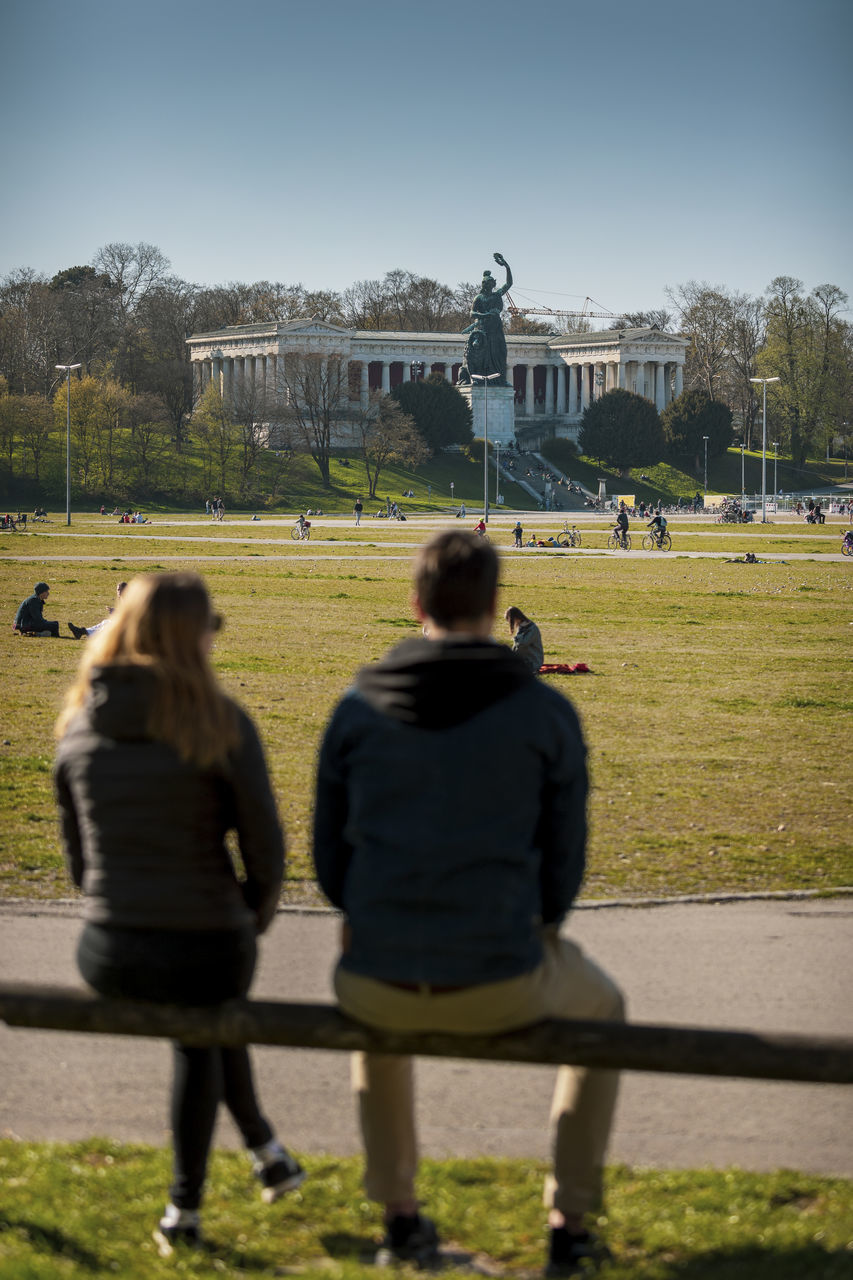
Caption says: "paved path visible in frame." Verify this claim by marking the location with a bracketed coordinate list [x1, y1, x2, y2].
[1, 898, 851, 1176]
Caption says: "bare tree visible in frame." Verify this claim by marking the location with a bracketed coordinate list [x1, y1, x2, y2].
[665, 281, 733, 397]
[276, 352, 349, 488]
[353, 394, 428, 498]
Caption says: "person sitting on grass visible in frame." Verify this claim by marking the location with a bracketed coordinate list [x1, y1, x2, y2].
[506, 604, 544, 675]
[14, 582, 61, 637]
[69, 581, 128, 640]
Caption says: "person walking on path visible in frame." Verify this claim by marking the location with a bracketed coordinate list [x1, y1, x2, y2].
[14, 582, 61, 637]
[354, 498, 363, 527]
[313, 530, 624, 1276]
[54, 572, 304, 1256]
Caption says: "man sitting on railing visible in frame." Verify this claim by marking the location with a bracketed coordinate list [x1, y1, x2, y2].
[313, 530, 624, 1277]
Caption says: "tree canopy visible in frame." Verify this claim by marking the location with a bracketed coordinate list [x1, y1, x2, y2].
[390, 374, 473, 453]
[578, 389, 664, 472]
[662, 390, 733, 464]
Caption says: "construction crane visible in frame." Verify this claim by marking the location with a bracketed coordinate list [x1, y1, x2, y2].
[504, 294, 617, 326]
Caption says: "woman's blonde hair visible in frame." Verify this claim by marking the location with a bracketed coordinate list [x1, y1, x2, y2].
[56, 572, 239, 768]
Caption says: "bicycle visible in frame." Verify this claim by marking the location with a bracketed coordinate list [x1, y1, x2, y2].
[842, 533, 853, 557]
[557, 521, 582, 548]
[606, 530, 631, 551]
[642, 530, 672, 551]
[290, 520, 311, 541]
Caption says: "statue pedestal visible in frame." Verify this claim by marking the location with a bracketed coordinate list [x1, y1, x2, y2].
[458, 383, 516, 445]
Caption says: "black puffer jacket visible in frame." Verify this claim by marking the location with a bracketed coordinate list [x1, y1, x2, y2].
[54, 664, 284, 934]
[313, 636, 587, 986]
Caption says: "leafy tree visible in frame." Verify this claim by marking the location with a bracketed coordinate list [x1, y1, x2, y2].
[192, 382, 238, 497]
[354, 395, 428, 498]
[662, 390, 733, 469]
[390, 374, 472, 453]
[52, 374, 106, 489]
[760, 277, 849, 467]
[578, 389, 664, 474]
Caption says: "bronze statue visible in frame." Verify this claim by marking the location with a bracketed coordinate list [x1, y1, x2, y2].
[459, 252, 513, 386]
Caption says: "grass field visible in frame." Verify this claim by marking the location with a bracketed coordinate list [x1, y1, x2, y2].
[1, 511, 851, 902]
[0, 1141, 850, 1278]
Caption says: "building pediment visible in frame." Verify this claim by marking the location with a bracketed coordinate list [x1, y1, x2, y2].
[279, 316, 353, 337]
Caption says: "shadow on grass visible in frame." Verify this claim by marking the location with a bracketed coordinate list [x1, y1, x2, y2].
[0, 1214, 102, 1269]
[633, 1243, 849, 1280]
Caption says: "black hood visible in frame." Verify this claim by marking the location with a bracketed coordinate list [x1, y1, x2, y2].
[355, 636, 532, 730]
[84, 664, 158, 740]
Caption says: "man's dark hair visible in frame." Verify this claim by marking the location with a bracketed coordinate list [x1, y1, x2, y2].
[413, 530, 499, 626]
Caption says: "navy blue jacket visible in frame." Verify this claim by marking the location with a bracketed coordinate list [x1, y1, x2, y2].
[313, 636, 587, 987]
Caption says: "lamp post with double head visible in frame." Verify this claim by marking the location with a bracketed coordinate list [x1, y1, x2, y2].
[750, 377, 780, 522]
[470, 372, 500, 522]
[55, 363, 82, 526]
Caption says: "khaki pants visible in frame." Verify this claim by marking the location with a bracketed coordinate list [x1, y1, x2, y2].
[335, 931, 625, 1218]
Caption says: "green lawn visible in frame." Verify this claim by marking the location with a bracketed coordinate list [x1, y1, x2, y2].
[0, 1141, 850, 1278]
[1, 514, 851, 901]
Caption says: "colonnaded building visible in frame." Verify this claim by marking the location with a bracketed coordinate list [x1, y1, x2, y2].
[187, 318, 689, 447]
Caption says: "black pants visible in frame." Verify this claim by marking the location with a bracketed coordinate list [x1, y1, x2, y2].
[78, 922, 274, 1210]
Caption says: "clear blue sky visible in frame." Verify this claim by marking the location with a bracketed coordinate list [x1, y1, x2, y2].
[3, 0, 851, 318]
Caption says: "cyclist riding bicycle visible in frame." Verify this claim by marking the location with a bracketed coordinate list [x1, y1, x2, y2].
[647, 512, 668, 546]
[474, 518, 487, 537]
[613, 509, 629, 548]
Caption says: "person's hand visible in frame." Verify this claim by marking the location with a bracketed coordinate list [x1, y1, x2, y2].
[493, 252, 506, 267]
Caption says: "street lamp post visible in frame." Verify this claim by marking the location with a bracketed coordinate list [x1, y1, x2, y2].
[772, 442, 779, 502]
[749, 376, 780, 522]
[55, 363, 82, 526]
[495, 440, 501, 506]
[470, 372, 499, 522]
[702, 436, 709, 496]
[739, 442, 745, 504]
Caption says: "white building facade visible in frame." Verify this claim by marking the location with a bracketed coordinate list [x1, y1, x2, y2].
[187, 319, 688, 447]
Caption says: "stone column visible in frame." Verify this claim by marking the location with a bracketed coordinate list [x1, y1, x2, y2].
[381, 361, 391, 393]
[211, 357, 221, 396]
[525, 365, 535, 416]
[635, 361, 646, 398]
[265, 354, 276, 404]
[568, 363, 577, 415]
[655, 363, 666, 412]
[556, 365, 567, 414]
[580, 364, 590, 411]
[544, 366, 555, 414]
[224, 358, 234, 402]
[360, 361, 370, 408]
[402, 362, 411, 382]
[618, 363, 627, 389]
[445, 363, 454, 382]
[675, 364, 684, 398]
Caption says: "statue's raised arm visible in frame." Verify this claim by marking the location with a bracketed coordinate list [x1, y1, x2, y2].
[493, 251, 513, 294]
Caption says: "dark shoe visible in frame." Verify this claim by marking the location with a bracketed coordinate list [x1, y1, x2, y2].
[152, 1205, 202, 1258]
[376, 1212, 440, 1268]
[68, 622, 87, 640]
[251, 1143, 305, 1204]
[545, 1227, 612, 1277]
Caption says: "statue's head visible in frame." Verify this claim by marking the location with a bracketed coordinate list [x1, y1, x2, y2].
[481, 271, 495, 291]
